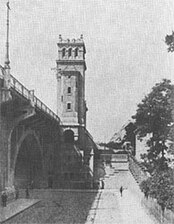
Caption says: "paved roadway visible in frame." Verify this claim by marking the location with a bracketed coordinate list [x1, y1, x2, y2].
[4, 165, 158, 224]
[86, 165, 158, 224]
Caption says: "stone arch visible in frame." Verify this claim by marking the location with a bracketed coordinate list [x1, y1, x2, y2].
[68, 48, 72, 58]
[64, 129, 74, 143]
[11, 129, 44, 188]
[74, 47, 78, 57]
[62, 48, 66, 57]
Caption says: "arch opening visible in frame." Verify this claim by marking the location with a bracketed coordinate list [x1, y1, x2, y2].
[68, 48, 72, 58]
[14, 134, 43, 189]
[74, 48, 78, 57]
[62, 48, 66, 58]
[64, 130, 74, 143]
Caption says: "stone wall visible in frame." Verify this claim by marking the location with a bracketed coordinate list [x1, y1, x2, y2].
[129, 155, 149, 184]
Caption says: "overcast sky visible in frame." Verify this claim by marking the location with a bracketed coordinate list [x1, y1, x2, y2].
[0, 0, 174, 142]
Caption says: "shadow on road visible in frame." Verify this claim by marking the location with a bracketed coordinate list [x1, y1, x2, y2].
[4, 189, 99, 224]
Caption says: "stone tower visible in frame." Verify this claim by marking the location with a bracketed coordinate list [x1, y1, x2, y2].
[56, 35, 87, 142]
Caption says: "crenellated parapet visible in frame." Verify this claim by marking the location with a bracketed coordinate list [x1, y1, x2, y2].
[57, 34, 86, 61]
[58, 34, 84, 44]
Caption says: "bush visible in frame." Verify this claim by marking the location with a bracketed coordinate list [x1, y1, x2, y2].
[140, 168, 174, 212]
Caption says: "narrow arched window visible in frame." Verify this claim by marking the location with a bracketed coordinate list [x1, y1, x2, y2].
[67, 103, 71, 110]
[75, 48, 78, 57]
[68, 48, 72, 57]
[67, 87, 71, 94]
[62, 48, 66, 57]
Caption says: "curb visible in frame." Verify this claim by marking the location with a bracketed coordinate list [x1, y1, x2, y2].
[0, 200, 40, 223]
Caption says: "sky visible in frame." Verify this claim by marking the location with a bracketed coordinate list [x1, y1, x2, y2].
[0, 0, 174, 142]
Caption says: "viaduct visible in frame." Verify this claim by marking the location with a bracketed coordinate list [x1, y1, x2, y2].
[0, 35, 99, 194]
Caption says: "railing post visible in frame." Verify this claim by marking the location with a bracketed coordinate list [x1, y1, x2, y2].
[29, 90, 35, 107]
[13, 78, 16, 88]
[21, 85, 24, 95]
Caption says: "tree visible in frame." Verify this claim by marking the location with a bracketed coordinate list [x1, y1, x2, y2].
[165, 31, 174, 155]
[123, 122, 136, 155]
[140, 169, 174, 214]
[165, 31, 174, 52]
[138, 35, 174, 216]
[132, 79, 173, 173]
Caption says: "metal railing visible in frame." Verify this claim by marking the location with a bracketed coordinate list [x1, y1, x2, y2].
[85, 128, 93, 141]
[10, 74, 60, 122]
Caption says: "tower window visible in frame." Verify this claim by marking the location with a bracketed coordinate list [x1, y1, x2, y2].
[68, 48, 72, 57]
[75, 48, 78, 57]
[67, 103, 71, 110]
[61, 96, 63, 102]
[67, 87, 71, 94]
[62, 48, 66, 57]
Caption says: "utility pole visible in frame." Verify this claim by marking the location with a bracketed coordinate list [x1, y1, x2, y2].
[4, 1, 11, 90]
[3, 2, 11, 190]
[4, 1, 10, 69]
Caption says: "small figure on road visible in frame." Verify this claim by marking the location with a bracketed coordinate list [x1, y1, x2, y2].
[15, 188, 19, 200]
[144, 191, 148, 199]
[25, 187, 29, 199]
[120, 186, 123, 197]
[1, 191, 7, 207]
[97, 181, 100, 189]
[101, 180, 105, 189]
[30, 180, 34, 189]
[144, 186, 149, 199]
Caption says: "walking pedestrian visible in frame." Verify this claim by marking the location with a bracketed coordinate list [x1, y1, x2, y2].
[15, 188, 19, 200]
[101, 180, 105, 189]
[1, 191, 7, 207]
[97, 181, 100, 189]
[25, 187, 29, 199]
[120, 186, 123, 197]
[30, 180, 34, 189]
[144, 191, 148, 199]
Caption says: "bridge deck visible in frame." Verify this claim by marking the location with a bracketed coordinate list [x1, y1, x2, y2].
[10, 74, 60, 123]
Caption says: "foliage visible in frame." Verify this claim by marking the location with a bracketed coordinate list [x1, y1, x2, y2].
[140, 169, 174, 212]
[123, 122, 136, 155]
[132, 79, 173, 172]
[165, 31, 174, 52]
[165, 32, 174, 155]
[140, 178, 150, 194]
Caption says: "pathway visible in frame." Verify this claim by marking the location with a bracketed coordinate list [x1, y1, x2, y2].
[85, 166, 158, 224]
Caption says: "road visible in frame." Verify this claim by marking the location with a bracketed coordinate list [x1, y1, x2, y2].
[86, 165, 158, 224]
[4, 165, 158, 224]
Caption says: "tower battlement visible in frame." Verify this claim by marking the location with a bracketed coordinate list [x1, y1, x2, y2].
[57, 35, 86, 61]
[58, 34, 84, 44]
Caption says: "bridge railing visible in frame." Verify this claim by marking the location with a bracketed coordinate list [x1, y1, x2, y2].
[10, 75, 60, 122]
[10, 75, 30, 99]
[85, 129, 93, 141]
